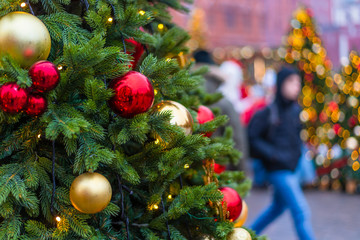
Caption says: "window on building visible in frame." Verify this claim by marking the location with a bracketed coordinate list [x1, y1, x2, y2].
[224, 5, 236, 29]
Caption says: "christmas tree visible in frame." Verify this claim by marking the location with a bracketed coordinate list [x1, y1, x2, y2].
[335, 51, 360, 190]
[282, 7, 345, 178]
[0, 0, 261, 239]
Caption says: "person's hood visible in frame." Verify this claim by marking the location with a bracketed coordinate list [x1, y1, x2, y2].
[275, 67, 299, 107]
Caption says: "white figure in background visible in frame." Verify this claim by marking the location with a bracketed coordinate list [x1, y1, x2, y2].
[219, 60, 247, 113]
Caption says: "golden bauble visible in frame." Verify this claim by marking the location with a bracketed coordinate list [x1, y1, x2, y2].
[234, 200, 248, 228]
[227, 228, 252, 240]
[173, 53, 187, 68]
[0, 11, 51, 68]
[166, 53, 187, 68]
[152, 100, 193, 135]
[70, 172, 112, 214]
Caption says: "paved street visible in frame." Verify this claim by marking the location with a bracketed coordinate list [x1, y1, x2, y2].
[245, 188, 360, 240]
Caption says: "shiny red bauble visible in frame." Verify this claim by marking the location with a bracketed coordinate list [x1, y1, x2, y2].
[0, 83, 28, 114]
[108, 71, 154, 118]
[29, 61, 60, 92]
[219, 187, 243, 221]
[125, 38, 145, 69]
[214, 163, 226, 174]
[24, 94, 48, 116]
[196, 105, 215, 137]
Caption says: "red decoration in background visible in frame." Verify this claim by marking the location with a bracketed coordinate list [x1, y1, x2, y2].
[316, 157, 347, 176]
[214, 163, 226, 174]
[328, 101, 338, 112]
[306, 8, 314, 17]
[0, 83, 28, 114]
[229, 58, 243, 68]
[197, 105, 215, 137]
[349, 115, 357, 128]
[241, 98, 267, 126]
[304, 73, 314, 82]
[125, 38, 145, 69]
[319, 111, 328, 123]
[302, 27, 311, 37]
[108, 71, 154, 118]
[333, 124, 341, 135]
[24, 94, 48, 116]
[298, 60, 305, 70]
[219, 187, 243, 221]
[29, 61, 60, 92]
[239, 85, 249, 99]
[324, 59, 332, 69]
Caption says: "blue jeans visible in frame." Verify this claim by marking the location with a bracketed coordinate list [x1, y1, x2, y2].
[252, 145, 316, 187]
[250, 170, 316, 240]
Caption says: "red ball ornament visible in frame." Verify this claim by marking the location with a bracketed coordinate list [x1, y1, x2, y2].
[24, 94, 47, 116]
[29, 61, 60, 92]
[214, 163, 226, 174]
[125, 38, 145, 69]
[197, 105, 215, 137]
[219, 187, 242, 221]
[108, 71, 154, 118]
[0, 83, 28, 114]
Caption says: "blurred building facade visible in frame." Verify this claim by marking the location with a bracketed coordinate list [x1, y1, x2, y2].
[171, 0, 360, 68]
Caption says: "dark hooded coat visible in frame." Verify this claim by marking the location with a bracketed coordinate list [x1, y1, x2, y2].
[248, 67, 302, 171]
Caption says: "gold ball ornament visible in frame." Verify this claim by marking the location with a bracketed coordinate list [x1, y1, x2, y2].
[166, 53, 187, 68]
[0, 11, 51, 68]
[175, 53, 187, 68]
[70, 172, 112, 214]
[152, 100, 194, 135]
[234, 200, 248, 228]
[227, 228, 252, 240]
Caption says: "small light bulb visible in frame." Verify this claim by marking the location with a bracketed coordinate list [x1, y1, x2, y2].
[168, 194, 172, 199]
[184, 164, 189, 169]
[158, 24, 164, 30]
[154, 89, 158, 95]
[155, 139, 160, 144]
[166, 58, 171, 62]
[20, 2, 26, 8]
[37, 134, 41, 139]
[108, 17, 113, 23]
[138, 10, 145, 16]
[57, 65, 63, 70]
[153, 204, 159, 210]
[55, 216, 61, 222]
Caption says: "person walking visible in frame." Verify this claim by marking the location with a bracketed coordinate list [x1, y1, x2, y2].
[248, 66, 316, 240]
